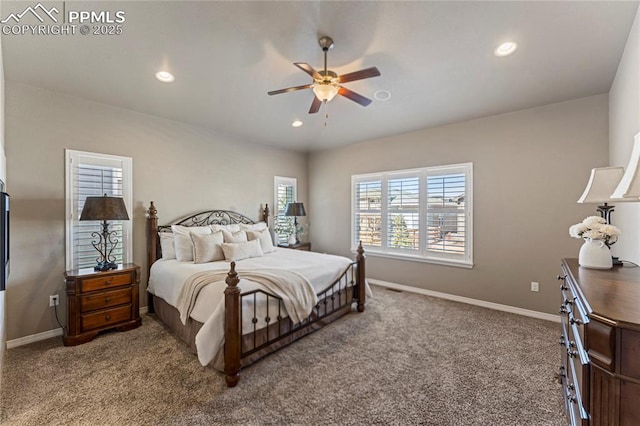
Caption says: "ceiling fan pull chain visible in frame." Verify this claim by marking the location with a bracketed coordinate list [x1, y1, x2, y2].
[324, 103, 329, 127]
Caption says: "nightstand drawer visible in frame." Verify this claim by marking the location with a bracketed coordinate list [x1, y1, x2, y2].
[80, 288, 132, 313]
[81, 305, 132, 332]
[81, 273, 131, 292]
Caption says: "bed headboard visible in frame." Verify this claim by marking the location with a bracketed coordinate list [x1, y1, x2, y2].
[146, 201, 270, 272]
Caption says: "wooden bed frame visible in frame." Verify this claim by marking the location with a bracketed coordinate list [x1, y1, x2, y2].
[145, 201, 366, 387]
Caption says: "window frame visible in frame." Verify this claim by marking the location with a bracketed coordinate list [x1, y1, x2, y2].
[273, 176, 297, 245]
[351, 163, 473, 268]
[65, 149, 133, 271]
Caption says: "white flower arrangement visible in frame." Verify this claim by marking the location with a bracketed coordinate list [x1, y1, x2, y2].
[569, 216, 621, 246]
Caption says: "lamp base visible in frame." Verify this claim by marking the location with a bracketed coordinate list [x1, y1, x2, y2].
[94, 261, 118, 272]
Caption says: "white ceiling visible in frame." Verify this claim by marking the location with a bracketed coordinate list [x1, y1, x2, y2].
[2, 1, 638, 151]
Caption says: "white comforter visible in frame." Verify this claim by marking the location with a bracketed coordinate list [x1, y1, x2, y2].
[148, 248, 360, 366]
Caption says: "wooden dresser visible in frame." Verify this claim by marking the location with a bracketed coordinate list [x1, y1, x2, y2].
[63, 263, 141, 346]
[558, 259, 640, 426]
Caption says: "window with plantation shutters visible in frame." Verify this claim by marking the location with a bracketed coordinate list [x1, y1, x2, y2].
[274, 176, 297, 244]
[352, 163, 472, 268]
[65, 150, 133, 270]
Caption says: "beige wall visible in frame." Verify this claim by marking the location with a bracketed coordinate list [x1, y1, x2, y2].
[609, 7, 640, 264]
[4, 81, 308, 341]
[309, 95, 609, 315]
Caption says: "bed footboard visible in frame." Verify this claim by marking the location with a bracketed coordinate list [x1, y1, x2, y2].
[223, 242, 366, 387]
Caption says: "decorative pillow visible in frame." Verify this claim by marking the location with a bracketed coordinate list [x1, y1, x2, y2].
[190, 231, 224, 264]
[159, 232, 176, 260]
[222, 229, 248, 243]
[221, 239, 264, 262]
[247, 228, 276, 253]
[240, 222, 268, 232]
[210, 224, 241, 233]
[171, 225, 211, 262]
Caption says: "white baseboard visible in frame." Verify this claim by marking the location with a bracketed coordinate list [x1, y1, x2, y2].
[6, 306, 150, 349]
[6, 327, 63, 349]
[368, 278, 560, 323]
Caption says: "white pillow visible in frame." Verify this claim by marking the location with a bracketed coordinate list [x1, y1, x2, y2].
[221, 239, 264, 262]
[222, 229, 248, 243]
[240, 222, 268, 232]
[210, 224, 241, 233]
[190, 231, 224, 264]
[171, 225, 211, 262]
[159, 232, 176, 260]
[247, 228, 276, 253]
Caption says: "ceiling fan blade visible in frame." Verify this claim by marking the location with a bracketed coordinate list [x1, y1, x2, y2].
[268, 84, 313, 96]
[308, 96, 322, 114]
[338, 87, 372, 107]
[294, 63, 322, 80]
[338, 67, 381, 84]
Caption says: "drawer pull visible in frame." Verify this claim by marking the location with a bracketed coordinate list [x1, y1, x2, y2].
[105, 315, 111, 321]
[104, 280, 112, 286]
[105, 298, 111, 303]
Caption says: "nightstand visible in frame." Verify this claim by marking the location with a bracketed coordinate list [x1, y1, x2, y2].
[63, 263, 141, 346]
[278, 242, 311, 251]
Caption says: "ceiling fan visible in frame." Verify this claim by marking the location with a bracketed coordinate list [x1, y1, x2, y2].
[268, 36, 381, 114]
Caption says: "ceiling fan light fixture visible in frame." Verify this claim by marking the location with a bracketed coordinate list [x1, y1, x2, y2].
[312, 83, 339, 102]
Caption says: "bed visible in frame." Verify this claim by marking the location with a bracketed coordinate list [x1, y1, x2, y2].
[145, 202, 367, 387]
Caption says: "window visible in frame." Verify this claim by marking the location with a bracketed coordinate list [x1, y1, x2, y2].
[65, 150, 133, 270]
[352, 163, 472, 268]
[274, 176, 297, 244]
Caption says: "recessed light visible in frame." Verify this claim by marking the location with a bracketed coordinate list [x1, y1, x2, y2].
[292, 120, 303, 127]
[374, 90, 391, 102]
[155, 71, 175, 83]
[494, 42, 517, 57]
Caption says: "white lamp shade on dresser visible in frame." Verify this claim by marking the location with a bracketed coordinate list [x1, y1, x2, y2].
[577, 166, 627, 203]
[611, 132, 640, 199]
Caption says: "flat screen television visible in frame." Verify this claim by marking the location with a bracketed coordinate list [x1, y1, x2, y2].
[0, 185, 9, 291]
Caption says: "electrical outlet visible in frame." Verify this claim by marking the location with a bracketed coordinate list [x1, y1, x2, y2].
[49, 295, 59, 307]
[531, 282, 539, 292]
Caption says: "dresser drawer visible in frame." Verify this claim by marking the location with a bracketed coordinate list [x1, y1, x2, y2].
[80, 288, 131, 313]
[81, 305, 132, 332]
[81, 273, 131, 293]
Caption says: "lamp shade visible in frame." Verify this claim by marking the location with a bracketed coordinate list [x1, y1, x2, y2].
[577, 166, 628, 204]
[611, 132, 640, 199]
[285, 202, 306, 217]
[80, 195, 130, 221]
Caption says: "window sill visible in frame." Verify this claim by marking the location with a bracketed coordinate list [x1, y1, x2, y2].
[352, 248, 473, 269]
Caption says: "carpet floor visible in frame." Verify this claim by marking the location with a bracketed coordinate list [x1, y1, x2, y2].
[1, 286, 564, 425]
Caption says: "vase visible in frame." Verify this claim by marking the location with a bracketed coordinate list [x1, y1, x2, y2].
[288, 233, 297, 245]
[578, 239, 612, 269]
